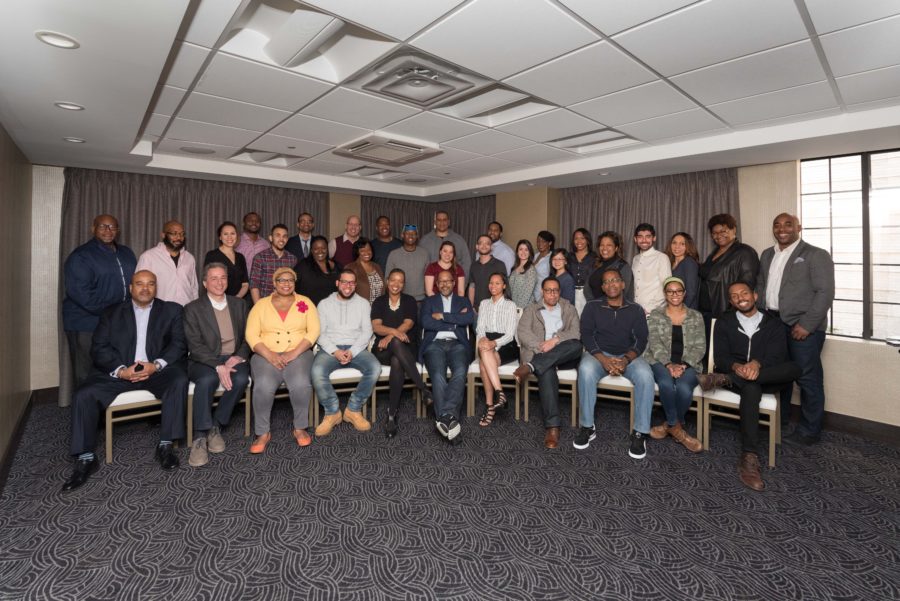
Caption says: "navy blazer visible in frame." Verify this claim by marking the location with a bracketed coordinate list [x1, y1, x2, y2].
[90, 299, 187, 374]
[419, 293, 475, 362]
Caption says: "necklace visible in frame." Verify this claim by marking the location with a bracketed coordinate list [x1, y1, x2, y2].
[389, 296, 400, 311]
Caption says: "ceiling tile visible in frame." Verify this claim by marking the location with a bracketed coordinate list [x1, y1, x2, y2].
[178, 92, 291, 132]
[154, 138, 240, 160]
[395, 160, 448, 174]
[270, 114, 369, 146]
[613, 0, 807, 76]
[410, 0, 598, 79]
[196, 52, 333, 111]
[805, 0, 900, 34]
[182, 0, 243, 48]
[708, 81, 837, 126]
[443, 129, 533, 154]
[247, 133, 333, 157]
[492, 144, 576, 165]
[152, 85, 187, 116]
[301, 88, 420, 129]
[145, 114, 171, 137]
[381, 113, 483, 143]
[165, 117, 261, 147]
[616, 108, 725, 141]
[451, 156, 522, 173]
[836, 64, 900, 106]
[671, 41, 826, 105]
[419, 164, 484, 179]
[292, 158, 364, 174]
[497, 109, 603, 143]
[820, 15, 900, 77]
[504, 42, 655, 106]
[559, 0, 698, 35]
[300, 0, 466, 40]
[166, 42, 210, 88]
[569, 81, 695, 126]
[418, 147, 483, 165]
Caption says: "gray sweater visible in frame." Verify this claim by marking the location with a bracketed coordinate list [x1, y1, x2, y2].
[316, 292, 373, 357]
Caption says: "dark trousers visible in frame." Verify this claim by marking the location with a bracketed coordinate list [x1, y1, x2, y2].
[728, 361, 801, 453]
[66, 330, 94, 388]
[423, 339, 468, 419]
[70, 367, 188, 456]
[187, 357, 251, 433]
[529, 339, 583, 428]
[374, 339, 426, 414]
[778, 326, 826, 437]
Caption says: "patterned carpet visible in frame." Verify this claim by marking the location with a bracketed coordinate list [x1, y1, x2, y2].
[1, 394, 898, 601]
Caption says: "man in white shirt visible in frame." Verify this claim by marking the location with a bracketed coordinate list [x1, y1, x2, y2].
[487, 221, 515, 274]
[630, 223, 671, 313]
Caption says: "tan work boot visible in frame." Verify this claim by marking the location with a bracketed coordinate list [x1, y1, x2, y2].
[315, 410, 343, 436]
[669, 423, 702, 453]
[649, 423, 670, 439]
[343, 409, 372, 432]
[738, 452, 765, 491]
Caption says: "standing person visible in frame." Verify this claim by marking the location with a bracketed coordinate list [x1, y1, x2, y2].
[203, 221, 249, 299]
[285, 212, 315, 261]
[533, 231, 555, 302]
[550, 248, 576, 305]
[699, 281, 801, 491]
[249, 224, 297, 303]
[371, 215, 402, 273]
[385, 224, 430, 302]
[665, 232, 701, 310]
[245, 267, 319, 453]
[63, 214, 137, 387]
[420, 210, 472, 279]
[420, 270, 475, 442]
[757, 213, 834, 445]
[586, 231, 633, 304]
[371, 269, 431, 438]
[487, 221, 515, 274]
[631, 223, 671, 313]
[509, 240, 537, 309]
[468, 234, 507, 310]
[475, 274, 519, 427]
[345, 238, 385, 304]
[136, 220, 199, 306]
[574, 268, 655, 460]
[328, 215, 362, 267]
[699, 213, 759, 323]
[567, 228, 596, 315]
[424, 240, 465, 297]
[183, 263, 251, 467]
[644, 277, 705, 453]
[236, 212, 270, 273]
[295, 235, 340, 306]
[311, 270, 381, 436]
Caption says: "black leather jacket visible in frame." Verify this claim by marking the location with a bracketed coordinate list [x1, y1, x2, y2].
[699, 242, 759, 318]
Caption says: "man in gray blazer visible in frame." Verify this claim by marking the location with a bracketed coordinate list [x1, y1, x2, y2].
[757, 213, 834, 445]
[183, 262, 251, 466]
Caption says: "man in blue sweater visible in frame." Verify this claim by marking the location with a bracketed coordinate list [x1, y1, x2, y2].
[63, 214, 137, 387]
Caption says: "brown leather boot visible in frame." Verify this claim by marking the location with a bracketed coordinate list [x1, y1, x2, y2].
[699, 373, 731, 391]
[738, 452, 765, 491]
[669, 423, 702, 453]
[649, 423, 670, 439]
[544, 427, 560, 449]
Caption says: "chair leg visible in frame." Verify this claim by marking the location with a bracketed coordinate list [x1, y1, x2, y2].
[186, 393, 194, 447]
[371, 388, 377, 422]
[105, 408, 114, 464]
[702, 402, 711, 450]
[524, 380, 530, 422]
[514, 380, 521, 421]
[570, 391, 576, 428]
[629, 392, 635, 433]
[466, 373, 475, 418]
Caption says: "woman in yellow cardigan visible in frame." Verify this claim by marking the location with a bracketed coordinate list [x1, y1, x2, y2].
[245, 267, 320, 453]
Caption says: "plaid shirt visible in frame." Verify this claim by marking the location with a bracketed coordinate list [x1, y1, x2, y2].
[249, 247, 297, 298]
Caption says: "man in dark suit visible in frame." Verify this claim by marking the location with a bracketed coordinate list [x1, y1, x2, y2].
[757, 213, 834, 445]
[63, 270, 188, 492]
[420, 269, 475, 442]
[183, 263, 251, 467]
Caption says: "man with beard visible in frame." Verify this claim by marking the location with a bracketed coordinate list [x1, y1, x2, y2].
[385, 225, 430, 302]
[371, 215, 402, 273]
[250, 224, 297, 303]
[236, 212, 270, 272]
[420, 211, 472, 281]
[136, 220, 198, 306]
[285, 212, 315, 261]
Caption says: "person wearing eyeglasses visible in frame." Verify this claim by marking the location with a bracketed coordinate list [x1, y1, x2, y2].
[311, 269, 381, 436]
[63, 214, 137, 387]
[136, 220, 199, 306]
[644, 277, 705, 453]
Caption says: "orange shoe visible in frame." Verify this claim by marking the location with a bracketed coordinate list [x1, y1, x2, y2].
[249, 432, 271, 454]
[293, 428, 312, 447]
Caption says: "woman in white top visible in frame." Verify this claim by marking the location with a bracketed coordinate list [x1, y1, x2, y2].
[475, 273, 520, 427]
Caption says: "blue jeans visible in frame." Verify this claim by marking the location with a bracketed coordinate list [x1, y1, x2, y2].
[779, 328, 826, 436]
[577, 352, 654, 433]
[311, 349, 381, 415]
[650, 362, 698, 426]
[423, 339, 469, 419]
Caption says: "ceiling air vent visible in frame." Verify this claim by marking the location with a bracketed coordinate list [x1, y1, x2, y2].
[333, 134, 441, 166]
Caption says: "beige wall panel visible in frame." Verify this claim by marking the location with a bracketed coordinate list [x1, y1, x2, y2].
[328, 192, 360, 239]
[31, 166, 64, 390]
[496, 187, 559, 249]
[737, 161, 799, 253]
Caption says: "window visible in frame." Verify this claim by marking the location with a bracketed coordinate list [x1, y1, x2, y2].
[800, 149, 900, 339]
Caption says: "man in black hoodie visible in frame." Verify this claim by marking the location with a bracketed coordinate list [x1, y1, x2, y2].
[700, 281, 800, 492]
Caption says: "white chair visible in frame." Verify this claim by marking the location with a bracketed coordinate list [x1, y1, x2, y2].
[105, 390, 163, 464]
[372, 363, 423, 418]
[524, 368, 578, 426]
[466, 359, 522, 420]
[186, 378, 252, 446]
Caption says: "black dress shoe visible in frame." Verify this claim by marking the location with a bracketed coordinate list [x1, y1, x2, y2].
[155, 445, 179, 470]
[61, 457, 99, 492]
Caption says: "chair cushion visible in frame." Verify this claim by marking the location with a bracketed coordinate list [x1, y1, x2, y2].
[599, 375, 633, 389]
[699, 387, 778, 412]
[109, 390, 158, 408]
[330, 367, 364, 380]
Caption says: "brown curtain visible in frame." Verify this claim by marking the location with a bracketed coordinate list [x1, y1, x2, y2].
[559, 169, 740, 261]
[58, 167, 327, 406]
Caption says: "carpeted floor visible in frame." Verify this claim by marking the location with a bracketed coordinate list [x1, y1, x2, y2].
[1, 394, 898, 601]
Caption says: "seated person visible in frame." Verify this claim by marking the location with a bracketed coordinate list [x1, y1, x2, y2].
[183, 263, 251, 467]
[312, 270, 381, 436]
[699, 281, 801, 492]
[475, 273, 519, 427]
[575, 268, 654, 460]
[513, 276, 583, 449]
[63, 270, 188, 491]
[421, 270, 475, 442]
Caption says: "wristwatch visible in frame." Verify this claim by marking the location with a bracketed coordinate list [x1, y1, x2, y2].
[153, 360, 164, 372]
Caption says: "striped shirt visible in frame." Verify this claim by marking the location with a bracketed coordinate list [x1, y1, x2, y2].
[476, 297, 519, 349]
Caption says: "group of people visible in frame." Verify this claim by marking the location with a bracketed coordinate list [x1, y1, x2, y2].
[61, 207, 834, 492]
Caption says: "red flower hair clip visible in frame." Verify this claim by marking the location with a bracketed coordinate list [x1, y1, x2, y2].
[296, 301, 308, 313]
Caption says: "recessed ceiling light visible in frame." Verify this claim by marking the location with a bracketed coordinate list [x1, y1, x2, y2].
[63, 137, 85, 143]
[472, 190, 480, 195]
[54, 102, 84, 111]
[287, 146, 296, 150]
[527, 182, 535, 186]
[599, 172, 609, 176]
[35, 30, 80, 49]
[180, 146, 216, 155]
